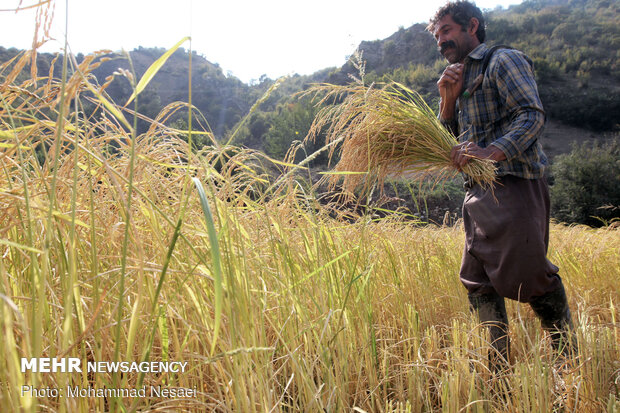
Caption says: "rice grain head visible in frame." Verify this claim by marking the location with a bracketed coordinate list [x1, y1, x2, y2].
[302, 81, 496, 197]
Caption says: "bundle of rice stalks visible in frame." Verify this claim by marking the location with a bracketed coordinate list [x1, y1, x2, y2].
[303, 81, 496, 195]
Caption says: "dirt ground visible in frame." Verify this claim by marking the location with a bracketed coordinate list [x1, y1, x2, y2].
[542, 120, 617, 160]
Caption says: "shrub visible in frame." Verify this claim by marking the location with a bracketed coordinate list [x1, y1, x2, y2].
[550, 138, 620, 226]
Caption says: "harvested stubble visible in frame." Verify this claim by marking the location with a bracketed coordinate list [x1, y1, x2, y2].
[303, 81, 496, 195]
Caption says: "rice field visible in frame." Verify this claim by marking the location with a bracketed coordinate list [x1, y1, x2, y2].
[1, 40, 619, 413]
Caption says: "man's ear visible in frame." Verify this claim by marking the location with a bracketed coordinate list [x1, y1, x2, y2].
[468, 17, 479, 36]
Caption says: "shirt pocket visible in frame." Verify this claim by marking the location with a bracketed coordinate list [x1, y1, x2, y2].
[467, 85, 501, 127]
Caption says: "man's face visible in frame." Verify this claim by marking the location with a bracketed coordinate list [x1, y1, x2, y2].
[433, 14, 477, 64]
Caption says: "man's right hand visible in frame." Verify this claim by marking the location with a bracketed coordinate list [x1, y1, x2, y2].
[438, 63, 464, 121]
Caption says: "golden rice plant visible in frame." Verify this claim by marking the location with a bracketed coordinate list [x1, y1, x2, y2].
[2, 5, 619, 413]
[302, 79, 496, 195]
[1, 46, 619, 412]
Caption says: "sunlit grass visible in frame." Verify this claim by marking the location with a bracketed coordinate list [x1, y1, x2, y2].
[0, 23, 619, 413]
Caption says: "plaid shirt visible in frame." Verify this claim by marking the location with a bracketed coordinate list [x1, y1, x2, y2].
[443, 43, 548, 179]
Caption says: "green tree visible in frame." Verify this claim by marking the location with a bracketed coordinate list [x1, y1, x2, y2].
[550, 139, 620, 226]
[264, 100, 320, 161]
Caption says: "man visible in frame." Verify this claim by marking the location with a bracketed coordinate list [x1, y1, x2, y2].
[427, 1, 576, 372]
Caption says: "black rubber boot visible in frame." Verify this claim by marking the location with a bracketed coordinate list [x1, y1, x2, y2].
[529, 282, 577, 362]
[468, 292, 510, 374]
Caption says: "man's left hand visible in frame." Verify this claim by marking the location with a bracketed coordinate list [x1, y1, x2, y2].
[450, 142, 507, 171]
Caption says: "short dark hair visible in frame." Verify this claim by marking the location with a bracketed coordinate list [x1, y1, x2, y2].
[427, 1, 486, 43]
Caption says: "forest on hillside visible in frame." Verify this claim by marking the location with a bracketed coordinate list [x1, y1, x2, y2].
[1, 0, 618, 225]
[241, 0, 618, 156]
[2, 0, 618, 146]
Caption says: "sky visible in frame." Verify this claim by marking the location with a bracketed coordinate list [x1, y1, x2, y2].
[1, 0, 523, 84]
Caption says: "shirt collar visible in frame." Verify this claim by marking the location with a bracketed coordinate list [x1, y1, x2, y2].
[466, 43, 488, 62]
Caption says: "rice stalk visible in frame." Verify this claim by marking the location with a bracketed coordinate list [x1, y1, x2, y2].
[302, 80, 496, 196]
[125, 36, 190, 106]
[1, 8, 618, 412]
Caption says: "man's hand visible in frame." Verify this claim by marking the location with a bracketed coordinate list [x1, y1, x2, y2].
[438, 63, 464, 121]
[451, 141, 507, 171]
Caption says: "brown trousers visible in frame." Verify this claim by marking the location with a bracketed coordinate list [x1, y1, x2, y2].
[460, 175, 561, 302]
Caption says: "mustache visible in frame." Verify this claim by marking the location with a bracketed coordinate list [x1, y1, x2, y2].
[439, 40, 457, 54]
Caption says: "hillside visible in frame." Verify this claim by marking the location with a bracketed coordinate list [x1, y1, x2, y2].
[1, 0, 618, 159]
[0, 46, 257, 139]
[94, 47, 254, 138]
[310, 0, 618, 155]
[240, 0, 619, 160]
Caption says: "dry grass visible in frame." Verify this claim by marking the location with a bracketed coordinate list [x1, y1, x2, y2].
[302, 74, 496, 197]
[0, 11, 619, 413]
